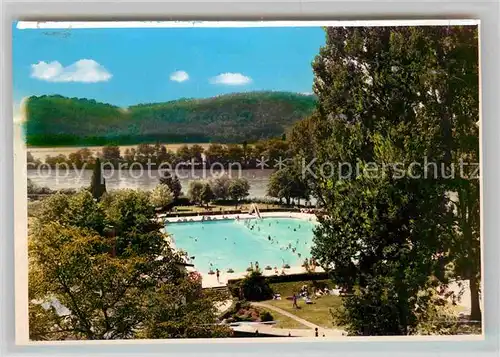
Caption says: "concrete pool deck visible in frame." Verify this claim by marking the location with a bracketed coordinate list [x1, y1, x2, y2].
[196, 265, 326, 289]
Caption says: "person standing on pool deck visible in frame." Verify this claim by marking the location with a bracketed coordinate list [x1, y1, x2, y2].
[216, 269, 220, 283]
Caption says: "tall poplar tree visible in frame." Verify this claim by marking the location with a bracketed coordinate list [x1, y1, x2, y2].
[308, 26, 479, 334]
[90, 157, 106, 200]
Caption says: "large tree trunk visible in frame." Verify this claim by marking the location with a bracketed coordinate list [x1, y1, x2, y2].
[469, 276, 482, 321]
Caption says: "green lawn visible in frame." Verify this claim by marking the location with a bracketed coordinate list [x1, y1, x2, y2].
[266, 279, 343, 329]
[257, 307, 311, 330]
[266, 295, 343, 329]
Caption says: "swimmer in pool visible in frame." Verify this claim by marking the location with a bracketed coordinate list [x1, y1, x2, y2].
[268, 235, 271, 241]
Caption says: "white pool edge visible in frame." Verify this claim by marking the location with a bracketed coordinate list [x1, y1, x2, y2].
[159, 212, 320, 288]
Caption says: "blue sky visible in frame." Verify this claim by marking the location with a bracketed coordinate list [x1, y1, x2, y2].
[12, 24, 325, 107]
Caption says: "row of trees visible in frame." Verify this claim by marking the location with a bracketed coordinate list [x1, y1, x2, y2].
[301, 26, 480, 335]
[27, 138, 291, 170]
[187, 176, 250, 207]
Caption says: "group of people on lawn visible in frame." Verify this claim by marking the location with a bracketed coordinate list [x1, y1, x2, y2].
[274, 284, 342, 309]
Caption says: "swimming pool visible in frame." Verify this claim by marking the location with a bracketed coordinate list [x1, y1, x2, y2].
[165, 217, 316, 274]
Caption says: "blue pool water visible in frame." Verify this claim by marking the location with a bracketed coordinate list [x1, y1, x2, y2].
[165, 217, 316, 274]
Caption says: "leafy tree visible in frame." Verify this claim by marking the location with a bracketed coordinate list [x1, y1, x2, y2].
[309, 26, 477, 335]
[267, 166, 308, 205]
[226, 144, 244, 164]
[242, 140, 249, 167]
[27, 151, 35, 163]
[136, 144, 155, 164]
[200, 183, 214, 207]
[189, 144, 205, 164]
[187, 181, 204, 205]
[205, 144, 228, 167]
[159, 171, 182, 200]
[100, 189, 166, 256]
[45, 154, 69, 168]
[28, 189, 231, 340]
[210, 175, 231, 200]
[123, 148, 136, 163]
[263, 139, 290, 163]
[101, 145, 121, 162]
[228, 178, 250, 205]
[288, 113, 326, 205]
[238, 271, 273, 301]
[89, 157, 106, 200]
[433, 28, 480, 321]
[27, 152, 42, 167]
[150, 184, 174, 210]
[68, 151, 84, 169]
[176, 145, 192, 163]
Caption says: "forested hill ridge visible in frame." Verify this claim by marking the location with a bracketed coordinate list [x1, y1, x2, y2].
[24, 91, 317, 147]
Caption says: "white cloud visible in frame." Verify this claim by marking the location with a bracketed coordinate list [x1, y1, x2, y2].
[31, 59, 112, 83]
[170, 70, 189, 82]
[210, 72, 252, 86]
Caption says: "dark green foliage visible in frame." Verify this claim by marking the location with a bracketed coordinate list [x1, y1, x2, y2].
[159, 171, 182, 200]
[29, 189, 230, 340]
[267, 165, 309, 205]
[187, 181, 205, 205]
[238, 271, 274, 301]
[309, 26, 479, 335]
[200, 183, 214, 207]
[260, 311, 274, 322]
[228, 178, 250, 203]
[24, 92, 316, 146]
[89, 158, 106, 200]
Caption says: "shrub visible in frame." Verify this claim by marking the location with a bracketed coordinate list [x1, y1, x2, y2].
[260, 311, 274, 322]
[239, 270, 273, 301]
[150, 184, 174, 209]
[173, 196, 191, 206]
